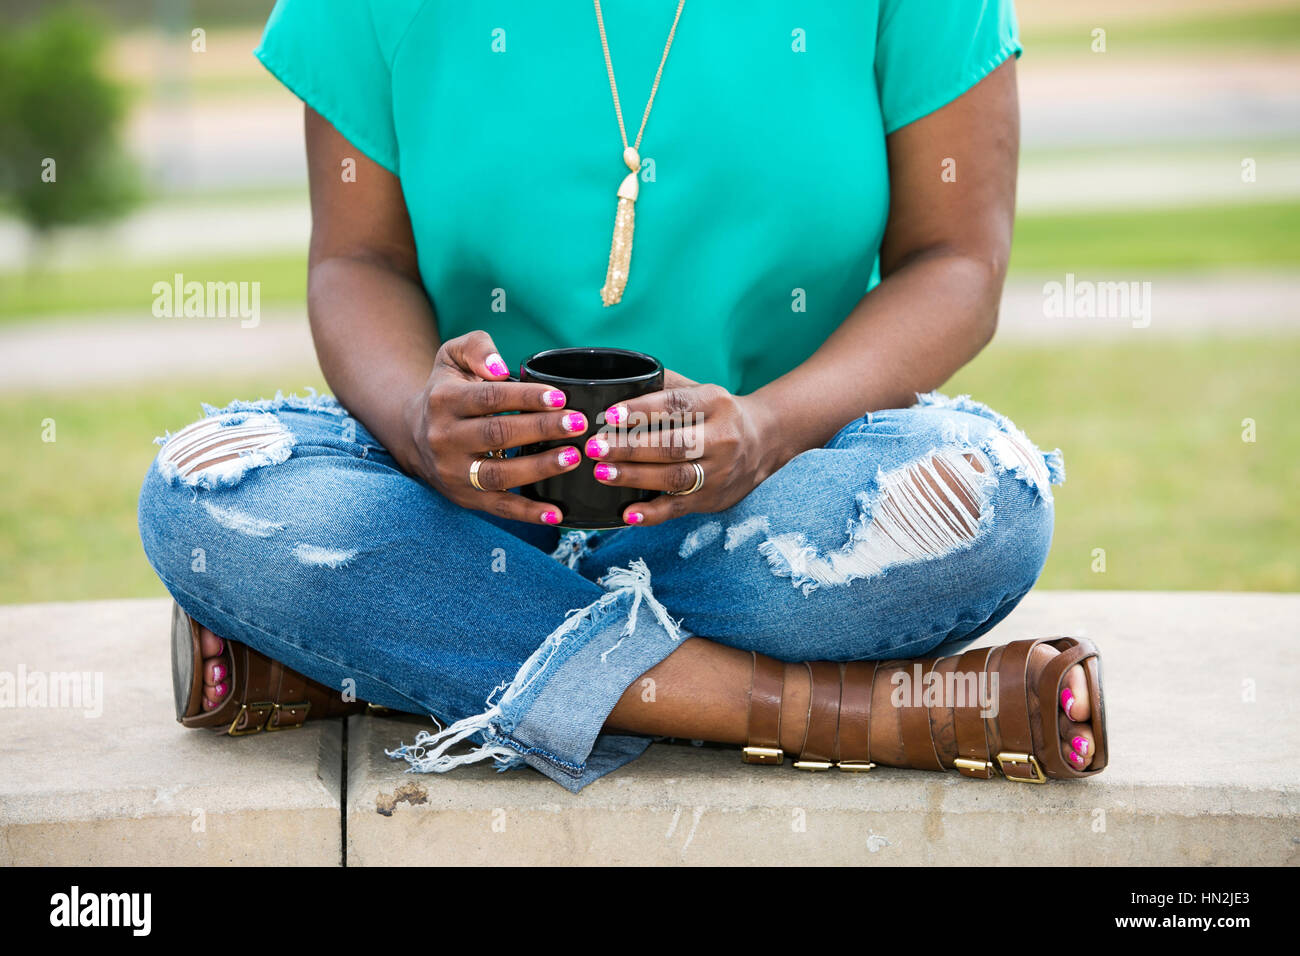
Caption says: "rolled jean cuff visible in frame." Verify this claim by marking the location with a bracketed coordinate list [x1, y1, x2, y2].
[387, 559, 687, 793]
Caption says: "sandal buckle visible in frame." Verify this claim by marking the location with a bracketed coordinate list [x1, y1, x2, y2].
[996, 751, 1047, 783]
[742, 746, 784, 766]
[227, 701, 275, 736]
[955, 757, 995, 779]
[792, 759, 834, 772]
[265, 700, 312, 731]
[837, 760, 876, 772]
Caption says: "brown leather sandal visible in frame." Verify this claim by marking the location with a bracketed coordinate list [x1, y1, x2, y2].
[170, 601, 374, 735]
[742, 637, 1107, 782]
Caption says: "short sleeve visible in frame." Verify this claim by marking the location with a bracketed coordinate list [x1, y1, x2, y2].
[254, 0, 404, 174]
[875, 0, 1022, 135]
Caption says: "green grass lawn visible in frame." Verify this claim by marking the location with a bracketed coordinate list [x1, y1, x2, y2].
[2, 337, 1296, 605]
[3, 200, 1298, 322]
[1021, 7, 1300, 56]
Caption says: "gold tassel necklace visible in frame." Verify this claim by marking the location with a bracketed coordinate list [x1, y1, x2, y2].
[594, 0, 686, 307]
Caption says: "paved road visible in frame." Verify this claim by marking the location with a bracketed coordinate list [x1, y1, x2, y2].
[3, 276, 1296, 391]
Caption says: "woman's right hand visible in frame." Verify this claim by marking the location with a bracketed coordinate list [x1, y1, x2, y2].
[402, 331, 588, 525]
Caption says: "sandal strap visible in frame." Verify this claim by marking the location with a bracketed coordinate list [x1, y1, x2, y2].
[952, 646, 996, 778]
[836, 661, 877, 769]
[794, 661, 841, 770]
[742, 651, 785, 764]
[900, 660, 946, 771]
[994, 639, 1040, 763]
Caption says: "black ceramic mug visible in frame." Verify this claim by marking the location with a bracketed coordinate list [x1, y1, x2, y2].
[515, 347, 664, 529]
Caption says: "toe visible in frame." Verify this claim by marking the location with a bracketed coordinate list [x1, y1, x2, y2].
[198, 627, 224, 659]
[203, 679, 229, 708]
[203, 657, 227, 687]
[1058, 711, 1095, 769]
[1058, 663, 1091, 723]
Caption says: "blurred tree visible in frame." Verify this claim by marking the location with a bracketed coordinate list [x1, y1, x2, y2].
[0, 8, 140, 260]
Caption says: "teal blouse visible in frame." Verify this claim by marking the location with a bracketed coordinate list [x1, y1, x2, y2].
[256, 1, 1020, 395]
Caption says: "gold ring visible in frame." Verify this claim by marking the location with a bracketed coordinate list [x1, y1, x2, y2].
[667, 461, 705, 496]
[469, 456, 491, 492]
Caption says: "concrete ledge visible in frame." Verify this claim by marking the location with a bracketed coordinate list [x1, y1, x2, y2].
[3, 592, 1297, 865]
[0, 600, 341, 865]
[348, 591, 1300, 866]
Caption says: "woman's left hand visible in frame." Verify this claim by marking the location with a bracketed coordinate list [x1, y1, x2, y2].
[586, 371, 788, 526]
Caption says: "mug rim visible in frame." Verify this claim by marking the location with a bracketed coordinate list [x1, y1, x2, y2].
[521, 346, 663, 387]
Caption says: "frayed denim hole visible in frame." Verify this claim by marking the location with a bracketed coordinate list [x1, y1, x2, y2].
[155, 412, 294, 490]
[759, 447, 995, 595]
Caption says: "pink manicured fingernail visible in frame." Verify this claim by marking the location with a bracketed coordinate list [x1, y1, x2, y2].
[605, 404, 627, 425]
[558, 447, 580, 467]
[215, 682, 228, 697]
[485, 353, 509, 377]
[1072, 736, 1089, 756]
[212, 664, 225, 682]
[1060, 687, 1076, 720]
[625, 510, 644, 525]
[541, 510, 561, 525]
[562, 412, 587, 433]
[594, 463, 617, 481]
[585, 436, 608, 458]
[543, 389, 566, 408]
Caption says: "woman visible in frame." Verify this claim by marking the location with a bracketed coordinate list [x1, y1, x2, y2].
[139, 0, 1106, 790]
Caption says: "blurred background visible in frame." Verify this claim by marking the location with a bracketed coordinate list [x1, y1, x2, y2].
[1, 0, 1296, 603]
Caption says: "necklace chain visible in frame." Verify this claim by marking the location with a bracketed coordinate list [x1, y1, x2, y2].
[594, 0, 686, 151]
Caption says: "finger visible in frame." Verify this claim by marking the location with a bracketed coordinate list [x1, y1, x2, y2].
[621, 491, 698, 527]
[471, 489, 565, 526]
[452, 408, 589, 452]
[441, 330, 511, 380]
[585, 427, 702, 463]
[592, 460, 703, 493]
[603, 382, 724, 430]
[450, 379, 568, 417]
[467, 445, 583, 492]
[662, 369, 699, 389]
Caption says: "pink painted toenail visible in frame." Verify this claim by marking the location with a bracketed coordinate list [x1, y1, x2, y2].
[1072, 735, 1089, 756]
[625, 511, 644, 525]
[1060, 687, 1076, 720]
[215, 682, 228, 697]
[203, 698, 214, 710]
[1068, 750, 1085, 766]
[213, 664, 225, 682]
[541, 510, 561, 525]
[215, 637, 225, 653]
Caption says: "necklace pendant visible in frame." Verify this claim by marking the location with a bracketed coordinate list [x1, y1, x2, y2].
[600, 164, 641, 307]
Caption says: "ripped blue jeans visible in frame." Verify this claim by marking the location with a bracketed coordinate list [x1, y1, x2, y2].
[137, 390, 1064, 793]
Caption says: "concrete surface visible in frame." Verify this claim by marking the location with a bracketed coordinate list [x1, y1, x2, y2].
[0, 599, 342, 866]
[348, 590, 1300, 866]
[2, 592, 1297, 865]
